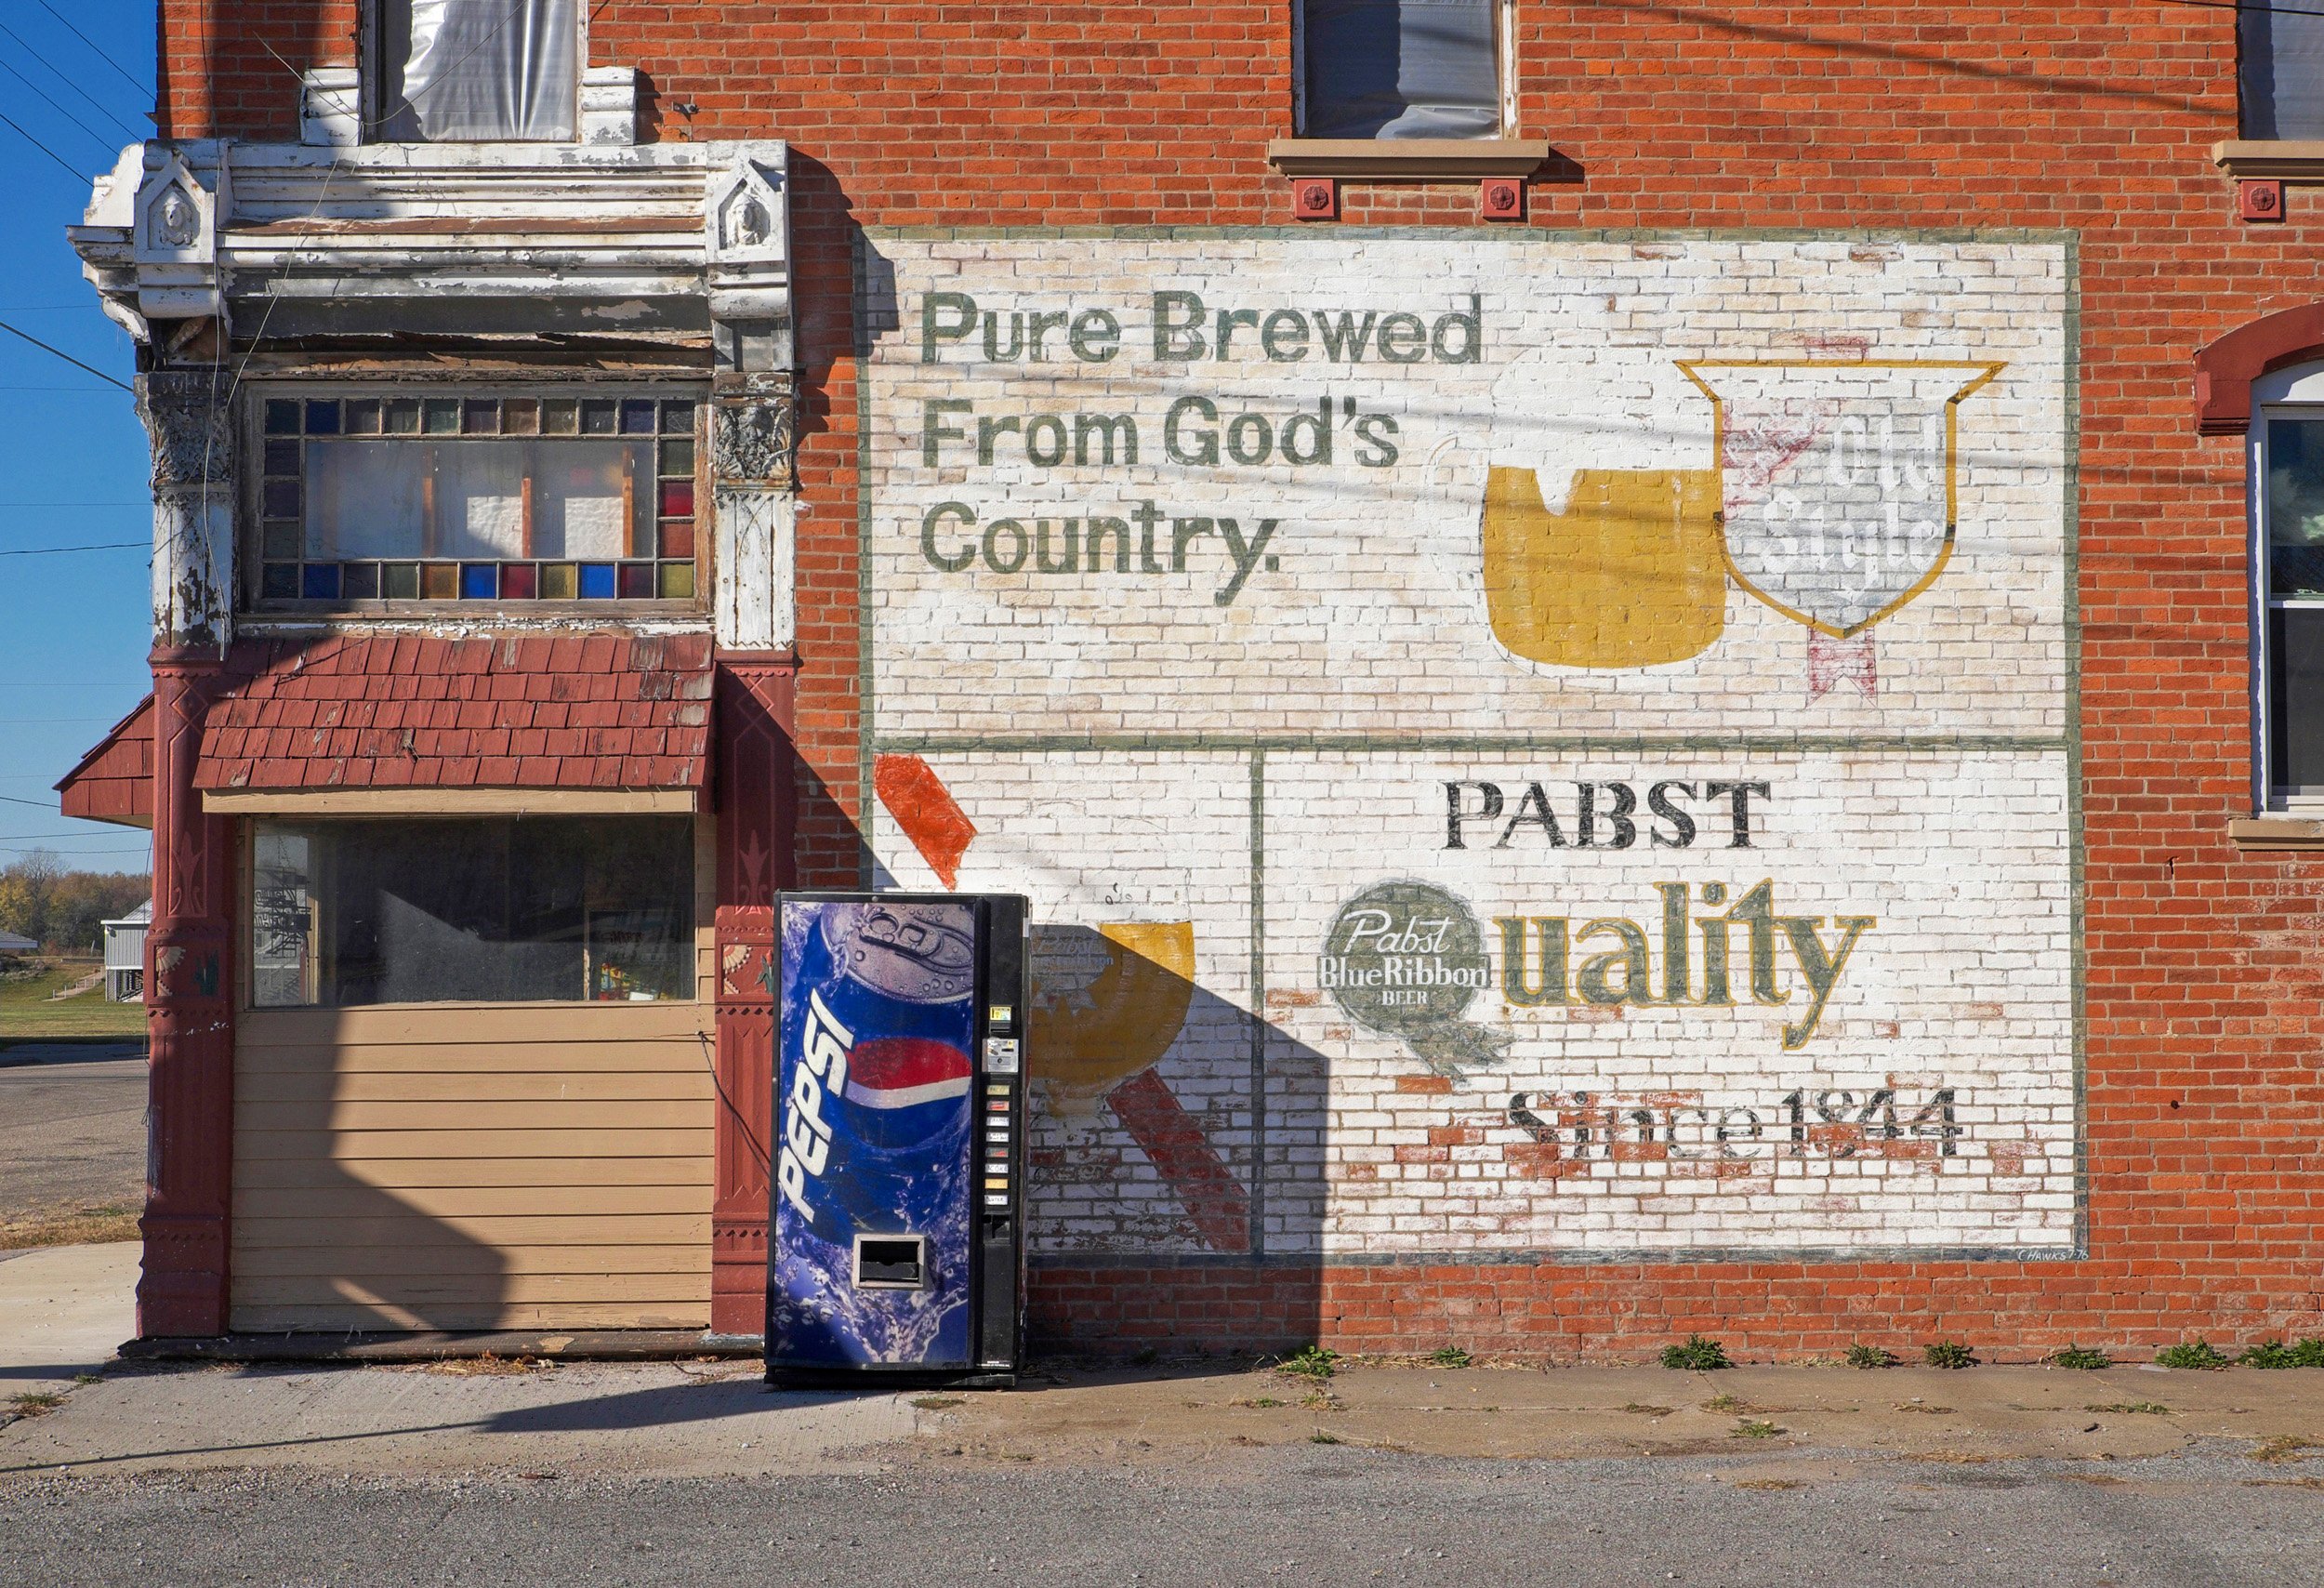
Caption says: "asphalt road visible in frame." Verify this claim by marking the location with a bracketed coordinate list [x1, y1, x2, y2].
[4, 1449, 2320, 1587]
[0, 1043, 145, 1222]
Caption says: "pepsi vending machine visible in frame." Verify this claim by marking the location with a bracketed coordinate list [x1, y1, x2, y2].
[767, 892, 1027, 1386]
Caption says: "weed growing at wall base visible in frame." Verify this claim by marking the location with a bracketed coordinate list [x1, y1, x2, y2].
[2239, 1339, 2324, 1369]
[1661, 1336, 1732, 1370]
[2157, 1340, 2229, 1370]
[1924, 1341, 1978, 1370]
[2052, 1345, 2111, 1370]
[1846, 1343, 1898, 1369]
[1278, 1346, 1340, 1381]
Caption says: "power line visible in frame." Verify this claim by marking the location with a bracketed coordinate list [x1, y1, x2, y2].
[0, 544, 146, 559]
[0, 52, 130, 159]
[0, 20, 145, 144]
[0, 796, 59, 809]
[0, 323, 132, 393]
[32, 0, 155, 101]
[0, 106, 87, 182]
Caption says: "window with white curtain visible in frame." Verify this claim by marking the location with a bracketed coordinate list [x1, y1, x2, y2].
[374, 0, 580, 141]
[2242, 1, 2324, 139]
[1300, 0, 1505, 140]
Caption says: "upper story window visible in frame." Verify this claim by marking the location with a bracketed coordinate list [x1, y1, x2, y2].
[248, 386, 701, 609]
[1299, 0, 1508, 139]
[2241, 1, 2324, 139]
[2253, 364, 2324, 808]
[373, 0, 580, 141]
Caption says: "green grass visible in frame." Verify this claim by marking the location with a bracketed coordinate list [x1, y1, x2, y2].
[0, 962, 143, 1041]
[2052, 1345, 2112, 1370]
[1924, 1341, 1978, 1370]
[1846, 1343, 1898, 1370]
[1429, 1346, 1472, 1369]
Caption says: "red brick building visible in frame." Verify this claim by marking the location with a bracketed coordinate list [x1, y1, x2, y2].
[59, 0, 2324, 1357]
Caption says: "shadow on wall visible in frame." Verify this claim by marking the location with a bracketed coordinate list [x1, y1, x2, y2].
[234, 1017, 512, 1333]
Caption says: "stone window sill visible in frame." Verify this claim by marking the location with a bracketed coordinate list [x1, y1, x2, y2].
[1265, 138, 1559, 179]
[2213, 140, 2324, 180]
[2229, 815, 2324, 850]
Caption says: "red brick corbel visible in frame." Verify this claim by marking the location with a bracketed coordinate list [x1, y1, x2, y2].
[2195, 301, 2324, 435]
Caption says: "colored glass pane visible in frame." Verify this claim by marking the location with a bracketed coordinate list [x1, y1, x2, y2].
[659, 437, 693, 476]
[459, 563, 498, 599]
[261, 562, 297, 598]
[264, 399, 300, 435]
[463, 399, 499, 434]
[261, 522, 299, 559]
[541, 398, 579, 435]
[422, 562, 458, 600]
[658, 522, 694, 560]
[264, 439, 300, 475]
[657, 562, 695, 600]
[383, 562, 421, 600]
[504, 399, 540, 435]
[304, 400, 341, 435]
[340, 562, 381, 599]
[501, 562, 538, 599]
[301, 562, 342, 600]
[620, 399, 656, 435]
[657, 479, 695, 520]
[577, 562, 617, 599]
[262, 479, 301, 518]
[539, 562, 578, 600]
[423, 399, 461, 435]
[660, 400, 693, 434]
[580, 399, 617, 435]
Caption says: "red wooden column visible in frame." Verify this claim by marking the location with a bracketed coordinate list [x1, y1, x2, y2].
[139, 648, 235, 1336]
[709, 655, 799, 1335]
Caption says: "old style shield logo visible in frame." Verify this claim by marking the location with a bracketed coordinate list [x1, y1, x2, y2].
[1674, 360, 2003, 637]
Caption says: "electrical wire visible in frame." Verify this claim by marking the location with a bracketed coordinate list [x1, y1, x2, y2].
[0, 53, 133, 159]
[0, 106, 87, 181]
[0, 323, 133, 393]
[0, 542, 145, 562]
[31, 0, 152, 101]
[0, 20, 146, 144]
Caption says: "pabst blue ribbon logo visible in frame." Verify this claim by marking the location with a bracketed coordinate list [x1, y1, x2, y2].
[779, 987, 853, 1219]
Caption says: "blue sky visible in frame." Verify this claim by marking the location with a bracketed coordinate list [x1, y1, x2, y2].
[0, 0, 158, 880]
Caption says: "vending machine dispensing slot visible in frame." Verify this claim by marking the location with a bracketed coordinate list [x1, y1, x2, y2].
[766, 892, 1029, 1387]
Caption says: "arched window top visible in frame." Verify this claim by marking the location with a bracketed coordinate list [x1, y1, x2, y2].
[2195, 303, 2324, 436]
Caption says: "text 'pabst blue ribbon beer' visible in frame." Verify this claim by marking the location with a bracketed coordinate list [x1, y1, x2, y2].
[772, 906, 971, 1367]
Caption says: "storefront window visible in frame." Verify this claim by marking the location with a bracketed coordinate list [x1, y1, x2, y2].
[250, 817, 694, 1008]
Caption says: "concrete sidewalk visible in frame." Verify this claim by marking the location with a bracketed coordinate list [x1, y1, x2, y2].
[0, 1241, 137, 1401]
[7, 1244, 2324, 1482]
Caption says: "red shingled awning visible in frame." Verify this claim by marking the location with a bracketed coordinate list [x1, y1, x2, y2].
[55, 631, 713, 826]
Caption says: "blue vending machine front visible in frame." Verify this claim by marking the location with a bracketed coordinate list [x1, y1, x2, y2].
[767, 892, 1025, 1385]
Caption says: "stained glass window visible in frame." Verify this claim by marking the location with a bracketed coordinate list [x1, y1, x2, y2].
[253, 390, 702, 606]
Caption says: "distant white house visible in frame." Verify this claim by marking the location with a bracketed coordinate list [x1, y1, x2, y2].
[101, 901, 150, 1001]
[0, 929, 35, 956]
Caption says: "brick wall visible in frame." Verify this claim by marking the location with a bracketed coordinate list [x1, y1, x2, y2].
[155, 2, 2324, 1359]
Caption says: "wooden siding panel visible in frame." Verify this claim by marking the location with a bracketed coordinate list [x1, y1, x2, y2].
[231, 990, 717, 1332]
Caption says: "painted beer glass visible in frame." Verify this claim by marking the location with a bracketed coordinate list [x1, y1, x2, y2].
[1477, 347, 1726, 668]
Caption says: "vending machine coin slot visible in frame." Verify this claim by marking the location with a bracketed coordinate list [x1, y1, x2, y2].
[853, 1235, 927, 1290]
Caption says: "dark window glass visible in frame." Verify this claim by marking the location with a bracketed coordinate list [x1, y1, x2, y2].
[2243, 3, 2324, 139]
[250, 817, 695, 1008]
[1304, 0, 1499, 140]
[2270, 608, 2324, 796]
[2269, 419, 2324, 595]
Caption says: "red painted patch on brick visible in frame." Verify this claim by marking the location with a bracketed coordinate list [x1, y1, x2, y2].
[1105, 1067, 1250, 1254]
[873, 752, 976, 889]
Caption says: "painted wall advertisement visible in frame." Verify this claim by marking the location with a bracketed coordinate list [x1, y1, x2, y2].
[858, 230, 2076, 1261]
